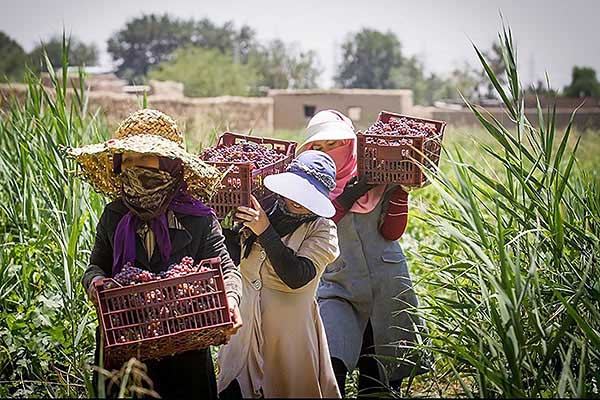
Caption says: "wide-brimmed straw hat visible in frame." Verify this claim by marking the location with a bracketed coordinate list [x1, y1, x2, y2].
[264, 150, 337, 217]
[65, 109, 222, 201]
[297, 109, 356, 154]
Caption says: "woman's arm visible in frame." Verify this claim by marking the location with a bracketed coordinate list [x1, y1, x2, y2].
[82, 212, 113, 290]
[258, 225, 317, 289]
[379, 187, 409, 241]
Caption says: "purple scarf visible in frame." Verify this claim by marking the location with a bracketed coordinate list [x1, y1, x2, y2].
[112, 156, 215, 275]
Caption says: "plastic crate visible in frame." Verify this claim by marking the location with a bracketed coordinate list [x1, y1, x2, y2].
[94, 258, 231, 369]
[202, 132, 297, 219]
[357, 111, 446, 187]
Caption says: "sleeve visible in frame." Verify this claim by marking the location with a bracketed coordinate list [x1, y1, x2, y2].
[295, 218, 340, 275]
[82, 209, 113, 290]
[257, 225, 317, 290]
[200, 216, 242, 307]
[379, 187, 409, 241]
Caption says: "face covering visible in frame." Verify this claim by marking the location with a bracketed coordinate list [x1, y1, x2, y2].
[120, 166, 183, 221]
[241, 196, 318, 259]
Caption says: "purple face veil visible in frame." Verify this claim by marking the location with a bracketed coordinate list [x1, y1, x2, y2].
[111, 154, 215, 275]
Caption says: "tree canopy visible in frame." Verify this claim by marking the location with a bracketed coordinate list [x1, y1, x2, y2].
[149, 47, 259, 97]
[0, 31, 26, 80]
[563, 66, 600, 97]
[335, 29, 403, 89]
[107, 14, 256, 82]
[28, 35, 98, 72]
[249, 39, 321, 90]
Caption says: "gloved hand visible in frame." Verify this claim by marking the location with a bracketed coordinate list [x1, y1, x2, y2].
[336, 176, 375, 210]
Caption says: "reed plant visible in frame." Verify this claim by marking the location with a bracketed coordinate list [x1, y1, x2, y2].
[0, 34, 107, 397]
[397, 22, 600, 398]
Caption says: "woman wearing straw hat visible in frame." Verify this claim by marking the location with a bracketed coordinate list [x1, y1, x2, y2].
[298, 110, 430, 397]
[217, 150, 341, 399]
[66, 109, 243, 399]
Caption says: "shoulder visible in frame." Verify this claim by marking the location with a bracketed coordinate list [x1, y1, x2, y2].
[99, 199, 128, 226]
[104, 198, 128, 215]
[304, 217, 338, 240]
[176, 212, 219, 235]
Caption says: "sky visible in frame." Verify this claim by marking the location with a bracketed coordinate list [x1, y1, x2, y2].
[1, 0, 599, 89]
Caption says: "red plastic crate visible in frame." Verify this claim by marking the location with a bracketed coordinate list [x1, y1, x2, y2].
[202, 132, 297, 219]
[94, 258, 231, 369]
[357, 111, 446, 187]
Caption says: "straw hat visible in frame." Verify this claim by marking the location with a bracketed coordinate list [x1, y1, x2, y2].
[65, 109, 222, 201]
[297, 110, 356, 153]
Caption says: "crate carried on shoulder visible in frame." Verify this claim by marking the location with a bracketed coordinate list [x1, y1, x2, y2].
[199, 132, 297, 219]
[94, 257, 231, 369]
[357, 111, 446, 187]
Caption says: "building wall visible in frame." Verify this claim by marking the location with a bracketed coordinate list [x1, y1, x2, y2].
[0, 84, 273, 146]
[268, 89, 413, 131]
[429, 108, 600, 130]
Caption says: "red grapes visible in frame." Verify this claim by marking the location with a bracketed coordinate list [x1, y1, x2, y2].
[199, 142, 285, 168]
[366, 117, 437, 137]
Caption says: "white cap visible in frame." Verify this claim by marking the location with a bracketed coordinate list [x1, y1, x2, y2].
[297, 110, 356, 154]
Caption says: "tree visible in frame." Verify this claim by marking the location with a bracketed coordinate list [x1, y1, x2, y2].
[107, 14, 257, 82]
[249, 39, 321, 90]
[335, 29, 403, 89]
[525, 79, 558, 96]
[28, 35, 98, 72]
[149, 47, 259, 97]
[563, 66, 600, 97]
[0, 31, 26, 81]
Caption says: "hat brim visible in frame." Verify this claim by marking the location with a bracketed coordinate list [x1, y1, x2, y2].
[297, 128, 356, 154]
[264, 173, 335, 218]
[65, 134, 223, 201]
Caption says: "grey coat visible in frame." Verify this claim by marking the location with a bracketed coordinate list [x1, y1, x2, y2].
[317, 191, 428, 384]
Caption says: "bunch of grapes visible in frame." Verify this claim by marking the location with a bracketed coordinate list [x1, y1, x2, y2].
[365, 117, 438, 137]
[199, 142, 285, 168]
[111, 263, 158, 286]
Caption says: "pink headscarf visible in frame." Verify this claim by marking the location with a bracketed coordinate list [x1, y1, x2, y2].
[307, 139, 386, 214]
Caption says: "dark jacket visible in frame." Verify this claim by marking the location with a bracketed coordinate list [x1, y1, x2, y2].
[85, 199, 241, 399]
[82, 199, 241, 305]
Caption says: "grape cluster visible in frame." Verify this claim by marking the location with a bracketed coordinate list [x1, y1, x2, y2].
[366, 117, 438, 137]
[112, 263, 156, 286]
[199, 142, 285, 168]
[105, 257, 221, 344]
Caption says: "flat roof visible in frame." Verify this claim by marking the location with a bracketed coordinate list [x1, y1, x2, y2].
[267, 88, 412, 96]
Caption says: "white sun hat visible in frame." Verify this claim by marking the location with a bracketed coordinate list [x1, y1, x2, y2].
[297, 110, 356, 154]
[264, 150, 337, 217]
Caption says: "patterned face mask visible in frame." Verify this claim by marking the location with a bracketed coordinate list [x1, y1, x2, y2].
[119, 166, 183, 221]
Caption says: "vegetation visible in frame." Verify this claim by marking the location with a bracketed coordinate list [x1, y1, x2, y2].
[149, 47, 259, 97]
[0, 32, 27, 81]
[563, 66, 600, 98]
[392, 25, 600, 398]
[28, 35, 98, 73]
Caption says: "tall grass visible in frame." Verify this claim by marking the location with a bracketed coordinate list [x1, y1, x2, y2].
[404, 23, 600, 397]
[0, 35, 107, 397]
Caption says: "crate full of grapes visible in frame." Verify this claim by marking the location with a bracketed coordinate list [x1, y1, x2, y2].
[94, 257, 231, 369]
[199, 132, 297, 219]
[357, 111, 446, 187]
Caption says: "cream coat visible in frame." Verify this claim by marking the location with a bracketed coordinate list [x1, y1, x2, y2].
[217, 218, 341, 398]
